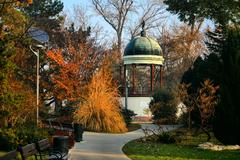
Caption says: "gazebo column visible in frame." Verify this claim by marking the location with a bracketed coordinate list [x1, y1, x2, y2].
[132, 64, 136, 95]
[124, 65, 126, 94]
[160, 65, 163, 88]
[151, 64, 155, 93]
[124, 64, 128, 109]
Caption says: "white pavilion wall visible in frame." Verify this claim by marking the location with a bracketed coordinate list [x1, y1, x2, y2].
[120, 97, 152, 116]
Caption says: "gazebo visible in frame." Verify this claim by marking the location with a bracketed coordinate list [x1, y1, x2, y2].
[120, 23, 164, 118]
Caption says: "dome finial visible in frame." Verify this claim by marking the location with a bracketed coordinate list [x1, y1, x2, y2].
[141, 20, 146, 37]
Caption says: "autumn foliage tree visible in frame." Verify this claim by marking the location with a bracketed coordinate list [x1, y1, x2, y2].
[74, 58, 127, 133]
[45, 39, 106, 112]
[197, 80, 219, 141]
[178, 83, 195, 130]
[0, 2, 36, 127]
[178, 80, 219, 141]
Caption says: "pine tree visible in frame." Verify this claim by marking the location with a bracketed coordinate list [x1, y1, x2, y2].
[164, 0, 239, 26]
[213, 26, 240, 145]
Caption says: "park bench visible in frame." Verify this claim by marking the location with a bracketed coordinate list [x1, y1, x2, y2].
[0, 138, 68, 160]
[18, 143, 38, 160]
[42, 120, 73, 132]
[0, 150, 18, 160]
[36, 138, 68, 160]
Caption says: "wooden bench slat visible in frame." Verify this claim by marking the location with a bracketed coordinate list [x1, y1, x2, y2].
[18, 143, 38, 160]
[37, 139, 51, 151]
[0, 150, 18, 160]
[36, 138, 66, 160]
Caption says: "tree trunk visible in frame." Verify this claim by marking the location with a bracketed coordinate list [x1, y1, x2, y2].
[201, 126, 211, 142]
[188, 111, 191, 130]
[117, 34, 122, 56]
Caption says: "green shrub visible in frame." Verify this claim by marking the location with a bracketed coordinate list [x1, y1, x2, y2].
[16, 124, 49, 144]
[0, 128, 19, 151]
[121, 108, 137, 126]
[177, 111, 189, 126]
[157, 132, 176, 144]
[149, 89, 177, 124]
[0, 123, 49, 151]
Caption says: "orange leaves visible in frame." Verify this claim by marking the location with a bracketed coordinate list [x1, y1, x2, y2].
[198, 79, 219, 124]
[0, 76, 36, 127]
[26, 0, 33, 4]
[16, 0, 33, 6]
[46, 48, 83, 101]
[179, 79, 219, 126]
[45, 42, 105, 104]
[47, 49, 65, 66]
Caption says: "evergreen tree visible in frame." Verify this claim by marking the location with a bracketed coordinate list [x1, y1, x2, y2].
[149, 89, 177, 124]
[181, 52, 222, 127]
[23, 0, 64, 42]
[164, 0, 239, 26]
[213, 26, 240, 145]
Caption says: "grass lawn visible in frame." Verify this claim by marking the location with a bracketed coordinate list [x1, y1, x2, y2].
[123, 127, 240, 160]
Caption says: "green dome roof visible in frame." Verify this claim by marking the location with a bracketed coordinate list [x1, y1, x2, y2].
[124, 36, 162, 56]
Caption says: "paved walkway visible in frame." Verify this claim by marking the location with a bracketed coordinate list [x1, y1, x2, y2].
[68, 124, 180, 160]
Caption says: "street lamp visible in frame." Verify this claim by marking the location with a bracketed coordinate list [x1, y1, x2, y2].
[28, 27, 49, 125]
[125, 67, 130, 109]
[29, 45, 46, 125]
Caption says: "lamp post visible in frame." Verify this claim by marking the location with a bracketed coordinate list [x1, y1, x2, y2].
[28, 27, 49, 126]
[125, 69, 128, 109]
[30, 45, 46, 125]
[125, 67, 130, 109]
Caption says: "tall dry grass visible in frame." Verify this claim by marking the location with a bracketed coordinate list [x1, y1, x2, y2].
[74, 62, 127, 133]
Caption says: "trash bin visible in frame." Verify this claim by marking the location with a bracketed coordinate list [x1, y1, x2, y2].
[74, 123, 84, 142]
[53, 136, 69, 153]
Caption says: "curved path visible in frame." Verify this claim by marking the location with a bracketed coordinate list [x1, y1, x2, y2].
[68, 124, 180, 160]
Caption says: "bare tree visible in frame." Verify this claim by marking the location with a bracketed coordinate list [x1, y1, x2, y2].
[158, 22, 206, 86]
[92, 0, 134, 54]
[63, 5, 109, 47]
[128, 0, 166, 38]
[64, 5, 90, 30]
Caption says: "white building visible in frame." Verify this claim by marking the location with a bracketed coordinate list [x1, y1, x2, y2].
[119, 24, 164, 120]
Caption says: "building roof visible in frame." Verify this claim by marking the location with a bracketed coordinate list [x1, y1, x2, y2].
[124, 35, 162, 56]
[123, 26, 164, 65]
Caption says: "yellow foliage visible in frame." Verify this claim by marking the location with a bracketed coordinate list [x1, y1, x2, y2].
[74, 60, 127, 133]
[0, 76, 36, 127]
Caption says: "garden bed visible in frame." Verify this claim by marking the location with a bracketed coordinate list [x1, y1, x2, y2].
[123, 127, 240, 160]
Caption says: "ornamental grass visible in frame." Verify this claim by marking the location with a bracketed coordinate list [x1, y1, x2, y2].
[74, 64, 127, 133]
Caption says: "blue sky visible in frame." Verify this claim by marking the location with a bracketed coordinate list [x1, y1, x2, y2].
[60, 0, 214, 47]
[61, 0, 116, 43]
[61, 0, 177, 44]
[62, 0, 90, 10]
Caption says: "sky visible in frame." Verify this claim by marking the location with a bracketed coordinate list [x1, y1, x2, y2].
[62, 0, 90, 10]
[61, 0, 178, 45]
[61, 0, 116, 44]
[60, 0, 214, 47]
